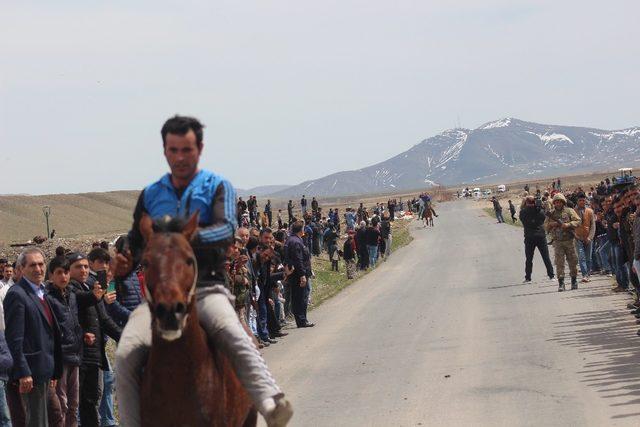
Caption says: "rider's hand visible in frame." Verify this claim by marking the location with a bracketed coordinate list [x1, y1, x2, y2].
[264, 397, 293, 427]
[299, 276, 307, 287]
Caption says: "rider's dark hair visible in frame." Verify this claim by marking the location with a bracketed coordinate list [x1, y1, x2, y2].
[161, 115, 205, 150]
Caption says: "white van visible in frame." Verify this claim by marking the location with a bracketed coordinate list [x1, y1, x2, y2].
[497, 184, 506, 193]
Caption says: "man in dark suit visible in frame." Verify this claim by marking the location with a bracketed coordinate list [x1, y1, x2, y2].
[4, 248, 61, 427]
[284, 220, 314, 328]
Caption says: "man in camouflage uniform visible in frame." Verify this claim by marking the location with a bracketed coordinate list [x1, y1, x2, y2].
[545, 193, 582, 291]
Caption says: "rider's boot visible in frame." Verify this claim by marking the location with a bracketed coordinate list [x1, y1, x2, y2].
[264, 397, 294, 427]
[558, 278, 565, 292]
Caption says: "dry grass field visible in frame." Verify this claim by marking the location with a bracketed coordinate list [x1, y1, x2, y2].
[0, 191, 140, 244]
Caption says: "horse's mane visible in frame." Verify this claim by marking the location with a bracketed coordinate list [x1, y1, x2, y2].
[152, 215, 190, 234]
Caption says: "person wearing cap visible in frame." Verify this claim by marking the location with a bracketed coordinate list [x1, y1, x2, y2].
[67, 252, 121, 427]
[519, 196, 555, 283]
[112, 115, 291, 427]
[545, 193, 581, 291]
[4, 248, 62, 427]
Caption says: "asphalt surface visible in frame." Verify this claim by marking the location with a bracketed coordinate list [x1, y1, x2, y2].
[262, 201, 640, 426]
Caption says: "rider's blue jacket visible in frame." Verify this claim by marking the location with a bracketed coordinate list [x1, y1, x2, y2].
[141, 169, 237, 243]
[126, 169, 237, 284]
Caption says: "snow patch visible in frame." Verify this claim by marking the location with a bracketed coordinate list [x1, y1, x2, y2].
[526, 131, 573, 145]
[433, 131, 467, 169]
[479, 118, 512, 130]
[590, 128, 640, 140]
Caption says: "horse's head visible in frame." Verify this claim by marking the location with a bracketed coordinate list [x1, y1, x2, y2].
[139, 213, 199, 341]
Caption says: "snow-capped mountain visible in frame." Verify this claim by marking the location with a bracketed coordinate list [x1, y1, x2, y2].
[271, 118, 640, 197]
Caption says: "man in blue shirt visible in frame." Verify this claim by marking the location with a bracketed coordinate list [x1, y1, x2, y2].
[114, 116, 291, 426]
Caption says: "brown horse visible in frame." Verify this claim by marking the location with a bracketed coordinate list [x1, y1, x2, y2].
[138, 213, 257, 427]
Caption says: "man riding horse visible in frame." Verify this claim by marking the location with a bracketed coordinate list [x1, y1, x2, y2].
[113, 115, 292, 426]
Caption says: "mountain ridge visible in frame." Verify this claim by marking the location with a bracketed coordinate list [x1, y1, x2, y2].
[269, 118, 640, 197]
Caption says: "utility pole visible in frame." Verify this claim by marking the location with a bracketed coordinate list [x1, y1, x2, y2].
[42, 205, 51, 238]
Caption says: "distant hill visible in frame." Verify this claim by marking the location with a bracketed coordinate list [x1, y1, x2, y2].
[0, 191, 139, 243]
[236, 185, 291, 198]
[271, 118, 640, 197]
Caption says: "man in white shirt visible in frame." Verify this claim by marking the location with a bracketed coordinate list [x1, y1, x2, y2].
[1, 265, 14, 288]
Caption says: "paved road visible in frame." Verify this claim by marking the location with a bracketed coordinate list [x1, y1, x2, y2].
[262, 201, 640, 426]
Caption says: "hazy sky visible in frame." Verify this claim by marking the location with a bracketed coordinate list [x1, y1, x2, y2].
[1, 1, 639, 195]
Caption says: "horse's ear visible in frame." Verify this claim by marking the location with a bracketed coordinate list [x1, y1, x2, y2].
[139, 214, 154, 243]
[183, 211, 200, 241]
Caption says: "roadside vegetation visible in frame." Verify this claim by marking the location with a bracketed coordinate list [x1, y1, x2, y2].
[309, 219, 414, 308]
[482, 207, 522, 228]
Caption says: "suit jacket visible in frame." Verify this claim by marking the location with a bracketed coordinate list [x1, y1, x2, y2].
[284, 234, 311, 281]
[4, 278, 62, 383]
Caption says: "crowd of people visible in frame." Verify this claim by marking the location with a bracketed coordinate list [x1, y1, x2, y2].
[512, 174, 640, 336]
[229, 193, 403, 346]
[0, 244, 130, 427]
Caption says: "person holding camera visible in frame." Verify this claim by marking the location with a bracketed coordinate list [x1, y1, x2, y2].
[67, 252, 122, 427]
[519, 196, 555, 283]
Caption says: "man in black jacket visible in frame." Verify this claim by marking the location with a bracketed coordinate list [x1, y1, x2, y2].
[343, 232, 356, 279]
[284, 221, 314, 328]
[287, 200, 294, 224]
[519, 196, 555, 282]
[356, 221, 369, 270]
[46, 256, 101, 427]
[67, 253, 121, 427]
[380, 215, 392, 260]
[264, 200, 273, 228]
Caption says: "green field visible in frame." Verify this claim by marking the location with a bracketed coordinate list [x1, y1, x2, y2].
[309, 219, 414, 308]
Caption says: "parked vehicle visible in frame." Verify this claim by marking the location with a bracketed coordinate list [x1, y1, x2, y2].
[497, 184, 506, 193]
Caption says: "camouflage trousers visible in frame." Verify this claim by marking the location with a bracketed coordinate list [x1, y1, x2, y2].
[552, 239, 578, 279]
[345, 259, 356, 279]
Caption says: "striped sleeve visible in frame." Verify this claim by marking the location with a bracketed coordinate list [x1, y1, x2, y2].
[197, 179, 238, 244]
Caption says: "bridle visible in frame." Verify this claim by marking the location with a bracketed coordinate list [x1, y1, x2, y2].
[143, 247, 199, 306]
